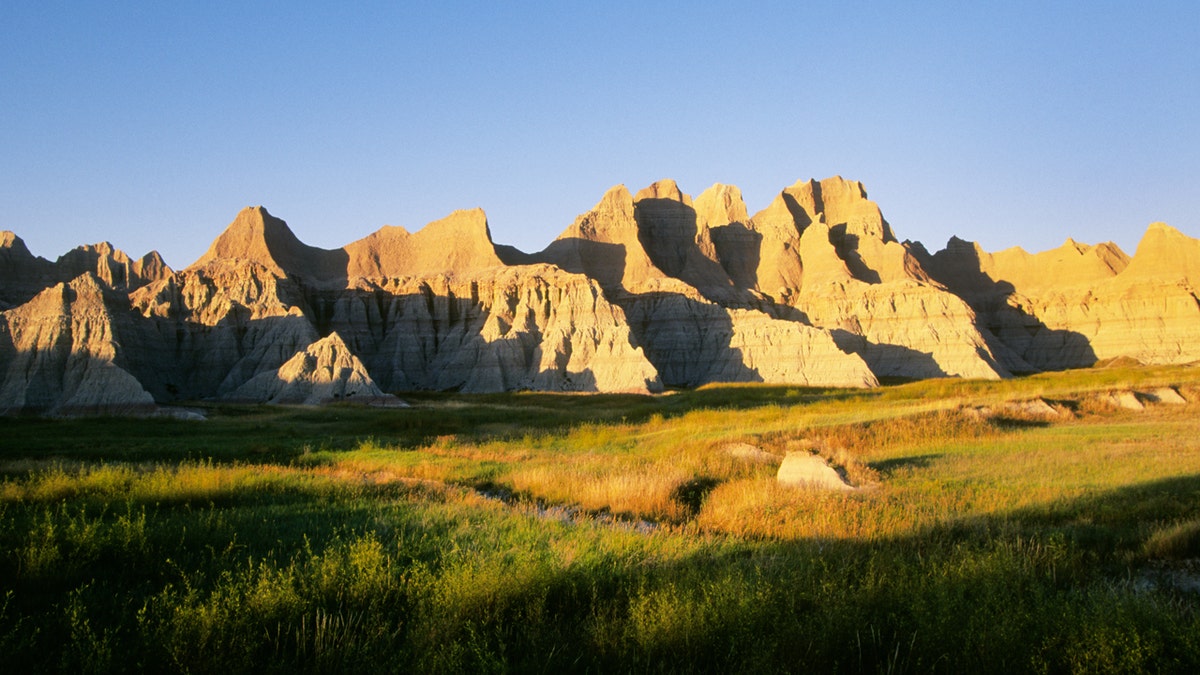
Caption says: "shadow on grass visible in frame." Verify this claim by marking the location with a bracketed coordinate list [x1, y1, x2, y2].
[0, 384, 883, 464]
[5, 466, 1200, 672]
[869, 453, 943, 476]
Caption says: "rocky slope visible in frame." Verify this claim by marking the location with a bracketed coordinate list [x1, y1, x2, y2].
[232, 332, 399, 405]
[923, 221, 1200, 370]
[0, 273, 155, 415]
[0, 179, 1196, 413]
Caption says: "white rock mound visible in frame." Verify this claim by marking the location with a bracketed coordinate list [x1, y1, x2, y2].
[776, 452, 855, 491]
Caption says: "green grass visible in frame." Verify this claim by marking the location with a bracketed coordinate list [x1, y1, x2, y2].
[2, 366, 1200, 672]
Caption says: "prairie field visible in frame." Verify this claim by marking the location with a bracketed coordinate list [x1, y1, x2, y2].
[3, 365, 1200, 673]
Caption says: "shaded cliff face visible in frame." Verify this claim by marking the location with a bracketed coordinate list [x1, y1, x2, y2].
[1, 177, 1196, 413]
[1, 232, 171, 309]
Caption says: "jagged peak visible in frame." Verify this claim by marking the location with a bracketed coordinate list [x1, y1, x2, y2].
[190, 205, 299, 270]
[60, 241, 131, 264]
[137, 250, 168, 268]
[634, 179, 691, 205]
[2, 230, 32, 252]
[597, 184, 635, 212]
[1087, 241, 1130, 272]
[365, 224, 412, 239]
[316, 330, 350, 350]
[942, 235, 986, 254]
[1062, 237, 1087, 253]
[419, 207, 493, 242]
[555, 185, 637, 243]
[1139, 221, 1188, 244]
[344, 208, 503, 279]
[66, 269, 107, 293]
[996, 245, 1031, 258]
[188, 205, 348, 282]
[1121, 222, 1200, 284]
[694, 183, 749, 227]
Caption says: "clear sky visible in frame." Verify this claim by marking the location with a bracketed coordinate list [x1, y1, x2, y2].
[2, 1, 1196, 269]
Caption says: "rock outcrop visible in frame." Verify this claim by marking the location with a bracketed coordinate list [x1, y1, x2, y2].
[722, 177, 1009, 380]
[925, 221, 1200, 370]
[232, 332, 396, 405]
[532, 182, 878, 388]
[777, 452, 855, 491]
[0, 274, 155, 415]
[0, 231, 56, 309]
[1, 176, 1196, 414]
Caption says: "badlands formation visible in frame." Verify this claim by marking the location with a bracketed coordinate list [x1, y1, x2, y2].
[1, 177, 1197, 414]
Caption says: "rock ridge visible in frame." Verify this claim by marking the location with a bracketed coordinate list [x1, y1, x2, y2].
[1, 178, 1196, 413]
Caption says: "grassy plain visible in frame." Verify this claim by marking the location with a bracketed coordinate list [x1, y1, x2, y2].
[2, 364, 1200, 672]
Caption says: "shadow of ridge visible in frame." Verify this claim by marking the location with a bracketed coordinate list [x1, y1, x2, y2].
[614, 290, 762, 388]
[321, 467, 1200, 671]
[526, 237, 627, 293]
[828, 224, 882, 284]
[10, 432, 1200, 672]
[709, 222, 762, 290]
[829, 328, 949, 379]
[869, 453, 944, 475]
[634, 197, 753, 305]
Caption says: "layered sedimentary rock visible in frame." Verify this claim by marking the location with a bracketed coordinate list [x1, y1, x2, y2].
[533, 181, 878, 388]
[924, 221, 1200, 370]
[1, 176, 1196, 414]
[0, 273, 155, 414]
[232, 332, 395, 405]
[700, 177, 1008, 380]
[163, 208, 661, 398]
[0, 232, 172, 310]
[324, 265, 661, 393]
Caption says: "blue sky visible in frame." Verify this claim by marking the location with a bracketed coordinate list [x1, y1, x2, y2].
[2, 1, 1196, 268]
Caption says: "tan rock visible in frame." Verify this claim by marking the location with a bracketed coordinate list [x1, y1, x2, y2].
[696, 184, 761, 290]
[1121, 222, 1200, 286]
[632, 180, 744, 303]
[795, 278, 1008, 380]
[6, 180, 1196, 413]
[56, 242, 174, 291]
[1101, 390, 1145, 411]
[343, 208, 505, 280]
[618, 291, 877, 388]
[724, 442, 778, 464]
[188, 206, 346, 281]
[1000, 398, 1060, 419]
[347, 265, 662, 393]
[731, 179, 1008, 381]
[923, 223, 1199, 371]
[776, 451, 855, 491]
[1145, 387, 1187, 405]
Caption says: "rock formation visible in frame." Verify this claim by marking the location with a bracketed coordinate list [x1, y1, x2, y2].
[924, 221, 1200, 370]
[776, 452, 855, 491]
[232, 332, 397, 405]
[697, 177, 1009, 380]
[0, 273, 155, 415]
[531, 181, 878, 388]
[1, 176, 1196, 414]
